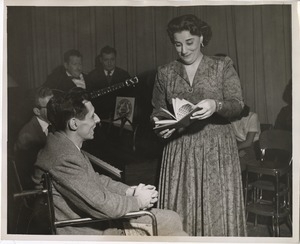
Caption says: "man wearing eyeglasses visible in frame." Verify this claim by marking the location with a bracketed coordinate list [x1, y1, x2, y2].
[14, 86, 53, 190]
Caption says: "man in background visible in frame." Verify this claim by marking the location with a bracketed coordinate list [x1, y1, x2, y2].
[88, 45, 132, 119]
[44, 49, 91, 92]
[14, 86, 53, 189]
[274, 79, 292, 132]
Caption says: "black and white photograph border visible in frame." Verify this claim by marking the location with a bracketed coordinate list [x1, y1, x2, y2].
[1, 0, 300, 244]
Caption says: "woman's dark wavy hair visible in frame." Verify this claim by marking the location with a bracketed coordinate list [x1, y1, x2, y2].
[167, 14, 212, 47]
[47, 87, 91, 131]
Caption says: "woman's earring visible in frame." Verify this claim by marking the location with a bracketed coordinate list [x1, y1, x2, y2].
[201, 42, 204, 47]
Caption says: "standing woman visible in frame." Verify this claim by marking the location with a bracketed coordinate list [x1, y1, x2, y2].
[151, 14, 247, 236]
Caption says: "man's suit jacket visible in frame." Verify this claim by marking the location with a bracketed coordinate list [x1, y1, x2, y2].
[14, 116, 47, 189]
[88, 66, 130, 90]
[87, 67, 133, 118]
[44, 65, 91, 92]
[32, 132, 139, 235]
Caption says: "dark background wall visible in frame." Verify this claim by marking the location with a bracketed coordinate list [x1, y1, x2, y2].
[7, 5, 292, 126]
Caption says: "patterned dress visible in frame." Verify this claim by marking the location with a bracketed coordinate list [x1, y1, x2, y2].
[151, 55, 247, 236]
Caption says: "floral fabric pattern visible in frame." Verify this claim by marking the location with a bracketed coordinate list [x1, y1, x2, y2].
[151, 55, 247, 236]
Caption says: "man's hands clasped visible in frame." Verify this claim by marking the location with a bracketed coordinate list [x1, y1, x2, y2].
[130, 183, 158, 210]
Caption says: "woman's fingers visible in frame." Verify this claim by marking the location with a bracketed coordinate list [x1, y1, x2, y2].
[162, 128, 175, 138]
[191, 99, 216, 120]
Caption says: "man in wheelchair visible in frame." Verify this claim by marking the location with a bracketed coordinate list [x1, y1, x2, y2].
[31, 87, 187, 236]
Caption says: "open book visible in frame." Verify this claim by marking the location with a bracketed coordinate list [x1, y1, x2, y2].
[153, 98, 202, 132]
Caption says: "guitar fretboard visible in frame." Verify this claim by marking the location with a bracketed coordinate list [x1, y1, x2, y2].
[90, 83, 126, 99]
[89, 77, 138, 100]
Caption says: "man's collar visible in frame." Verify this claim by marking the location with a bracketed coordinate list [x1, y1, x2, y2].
[104, 69, 115, 76]
[59, 131, 82, 151]
[36, 116, 49, 133]
[66, 71, 83, 79]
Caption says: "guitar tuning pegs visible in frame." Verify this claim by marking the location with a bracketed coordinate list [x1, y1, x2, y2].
[132, 77, 138, 84]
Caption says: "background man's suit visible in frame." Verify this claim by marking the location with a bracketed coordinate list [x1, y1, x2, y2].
[88, 66, 132, 119]
[44, 65, 91, 92]
[14, 116, 47, 189]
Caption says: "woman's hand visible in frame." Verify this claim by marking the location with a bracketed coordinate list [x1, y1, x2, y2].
[153, 117, 176, 139]
[191, 99, 217, 120]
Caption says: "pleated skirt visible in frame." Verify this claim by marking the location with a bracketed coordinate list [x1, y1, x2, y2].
[158, 123, 247, 236]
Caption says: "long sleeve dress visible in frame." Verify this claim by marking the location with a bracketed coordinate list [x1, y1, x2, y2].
[151, 55, 247, 236]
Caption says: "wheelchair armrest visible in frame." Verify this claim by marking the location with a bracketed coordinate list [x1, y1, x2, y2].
[55, 210, 157, 236]
[13, 189, 48, 199]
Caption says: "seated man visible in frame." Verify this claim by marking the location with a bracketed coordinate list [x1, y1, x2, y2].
[14, 86, 53, 189]
[32, 87, 187, 236]
[231, 105, 261, 171]
[43, 49, 91, 92]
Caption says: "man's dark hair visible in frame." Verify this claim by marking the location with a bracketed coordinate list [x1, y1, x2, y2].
[95, 46, 117, 68]
[239, 104, 250, 118]
[33, 86, 53, 108]
[63, 49, 82, 63]
[100, 45, 117, 57]
[47, 87, 90, 131]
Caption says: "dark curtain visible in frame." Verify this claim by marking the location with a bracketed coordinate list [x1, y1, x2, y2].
[7, 5, 292, 124]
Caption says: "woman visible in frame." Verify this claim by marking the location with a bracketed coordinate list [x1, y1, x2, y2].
[151, 14, 247, 236]
[231, 105, 261, 171]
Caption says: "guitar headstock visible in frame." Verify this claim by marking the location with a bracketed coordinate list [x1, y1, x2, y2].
[90, 76, 139, 100]
[125, 76, 139, 87]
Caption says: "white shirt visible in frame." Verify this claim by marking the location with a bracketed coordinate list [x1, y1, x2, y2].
[104, 69, 115, 76]
[66, 71, 86, 89]
[231, 112, 261, 142]
[36, 117, 50, 136]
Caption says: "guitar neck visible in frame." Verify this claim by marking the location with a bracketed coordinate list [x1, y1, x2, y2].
[90, 76, 138, 100]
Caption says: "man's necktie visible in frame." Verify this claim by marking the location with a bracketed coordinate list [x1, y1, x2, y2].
[71, 75, 86, 89]
[107, 71, 112, 83]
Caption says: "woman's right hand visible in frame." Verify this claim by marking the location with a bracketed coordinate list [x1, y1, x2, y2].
[153, 117, 176, 139]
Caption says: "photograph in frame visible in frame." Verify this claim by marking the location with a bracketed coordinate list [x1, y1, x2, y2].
[1, 0, 300, 244]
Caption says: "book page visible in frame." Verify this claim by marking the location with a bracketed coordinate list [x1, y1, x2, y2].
[172, 98, 195, 120]
[155, 120, 177, 125]
[159, 107, 177, 120]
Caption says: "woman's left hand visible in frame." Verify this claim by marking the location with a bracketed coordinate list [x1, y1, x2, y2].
[191, 99, 217, 120]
